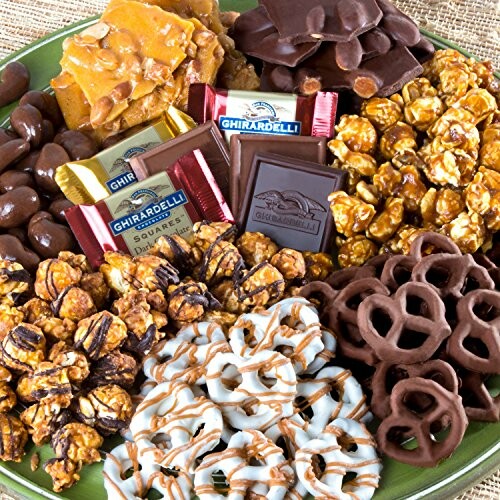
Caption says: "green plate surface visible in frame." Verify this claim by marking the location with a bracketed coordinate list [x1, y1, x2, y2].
[0, 1, 499, 498]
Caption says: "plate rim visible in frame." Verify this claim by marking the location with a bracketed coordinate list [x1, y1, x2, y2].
[0, 13, 499, 500]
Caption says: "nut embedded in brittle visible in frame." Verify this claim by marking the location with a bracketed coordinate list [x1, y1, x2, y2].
[270, 249, 306, 281]
[74, 311, 127, 360]
[236, 232, 279, 267]
[168, 282, 221, 323]
[35, 258, 82, 301]
[75, 384, 133, 435]
[1, 323, 46, 372]
[86, 350, 138, 389]
[0, 414, 28, 462]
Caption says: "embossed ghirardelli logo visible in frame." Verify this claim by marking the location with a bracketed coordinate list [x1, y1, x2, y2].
[109, 142, 160, 174]
[251, 190, 326, 235]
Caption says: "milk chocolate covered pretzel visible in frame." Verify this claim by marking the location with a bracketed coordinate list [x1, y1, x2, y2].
[380, 254, 417, 291]
[458, 370, 500, 422]
[328, 277, 390, 365]
[371, 359, 459, 420]
[376, 377, 468, 467]
[358, 282, 451, 363]
[447, 289, 500, 374]
[409, 231, 461, 258]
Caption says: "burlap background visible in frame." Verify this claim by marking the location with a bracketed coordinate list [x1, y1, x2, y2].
[0, 0, 499, 499]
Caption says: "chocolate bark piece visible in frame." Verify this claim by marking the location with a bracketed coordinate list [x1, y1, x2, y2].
[229, 134, 327, 216]
[129, 121, 230, 200]
[238, 152, 346, 252]
[230, 6, 321, 67]
[260, 0, 382, 44]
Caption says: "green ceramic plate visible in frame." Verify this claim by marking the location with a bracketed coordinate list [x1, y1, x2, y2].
[0, 1, 499, 498]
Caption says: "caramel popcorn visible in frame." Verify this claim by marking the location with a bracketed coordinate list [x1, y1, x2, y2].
[16, 362, 72, 404]
[236, 232, 278, 267]
[0, 381, 16, 413]
[421, 188, 465, 226]
[35, 259, 82, 301]
[198, 240, 243, 284]
[404, 96, 445, 131]
[86, 350, 138, 389]
[328, 191, 376, 237]
[366, 197, 405, 243]
[0, 261, 31, 299]
[402, 77, 438, 102]
[37, 317, 76, 344]
[75, 384, 133, 435]
[355, 180, 379, 206]
[338, 235, 378, 268]
[1, 323, 46, 372]
[48, 342, 90, 384]
[44, 458, 81, 493]
[0, 414, 28, 462]
[51, 286, 97, 322]
[441, 211, 487, 253]
[100, 252, 137, 295]
[168, 282, 220, 322]
[361, 96, 403, 132]
[335, 115, 378, 155]
[133, 254, 180, 292]
[57, 252, 92, 274]
[20, 298, 52, 324]
[79, 272, 110, 310]
[480, 123, 500, 171]
[379, 122, 417, 160]
[303, 252, 334, 282]
[0, 303, 24, 341]
[270, 248, 306, 281]
[236, 262, 285, 308]
[211, 279, 248, 314]
[74, 311, 128, 360]
[149, 234, 195, 272]
[328, 139, 377, 177]
[21, 398, 72, 445]
[51, 423, 103, 464]
[192, 221, 236, 252]
[465, 167, 500, 231]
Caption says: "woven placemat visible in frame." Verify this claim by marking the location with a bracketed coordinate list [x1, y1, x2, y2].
[0, 0, 499, 499]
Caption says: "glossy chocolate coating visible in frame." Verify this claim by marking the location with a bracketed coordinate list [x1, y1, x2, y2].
[0, 186, 40, 228]
[0, 170, 35, 192]
[34, 143, 70, 194]
[28, 211, 76, 258]
[10, 104, 44, 148]
[48, 198, 74, 222]
[19, 90, 63, 128]
[0, 234, 40, 272]
[54, 130, 98, 161]
[0, 139, 30, 173]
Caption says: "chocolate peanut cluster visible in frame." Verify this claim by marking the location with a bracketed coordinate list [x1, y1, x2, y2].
[0, 221, 331, 491]
[301, 232, 500, 467]
[231, 0, 434, 98]
[328, 49, 500, 267]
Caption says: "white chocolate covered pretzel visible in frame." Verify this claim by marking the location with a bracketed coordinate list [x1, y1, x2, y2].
[143, 322, 230, 384]
[103, 441, 192, 500]
[194, 429, 294, 500]
[129, 380, 223, 473]
[294, 366, 372, 437]
[229, 298, 325, 373]
[295, 418, 381, 500]
[206, 350, 296, 431]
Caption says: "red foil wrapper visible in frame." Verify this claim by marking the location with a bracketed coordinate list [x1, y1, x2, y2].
[188, 83, 338, 140]
[66, 149, 233, 268]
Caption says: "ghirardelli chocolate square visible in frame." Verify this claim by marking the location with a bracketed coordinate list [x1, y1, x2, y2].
[238, 153, 347, 252]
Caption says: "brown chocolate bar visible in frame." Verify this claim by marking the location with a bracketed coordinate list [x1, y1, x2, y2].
[260, 0, 382, 44]
[129, 121, 230, 200]
[238, 153, 347, 252]
[230, 135, 327, 216]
